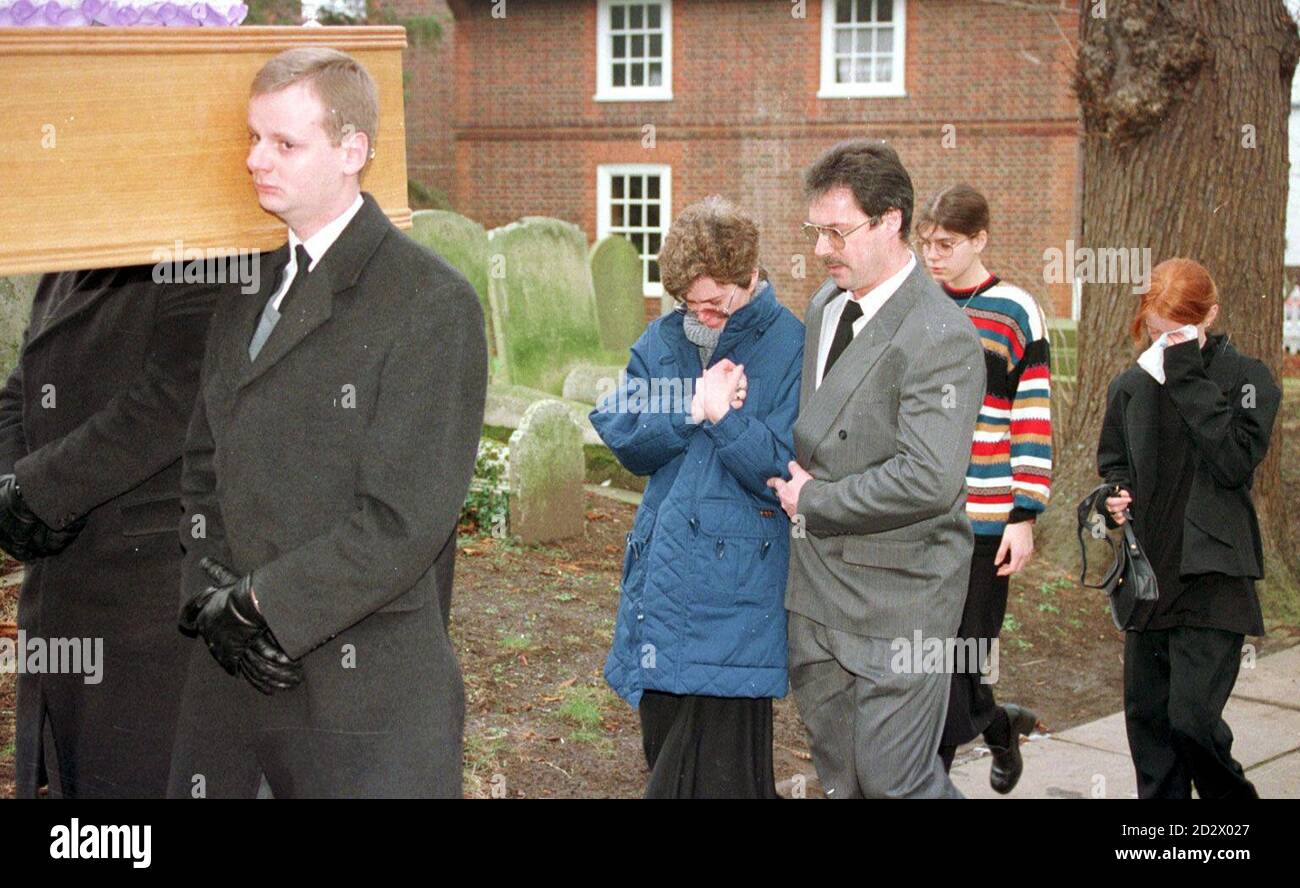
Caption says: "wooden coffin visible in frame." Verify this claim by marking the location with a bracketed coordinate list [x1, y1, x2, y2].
[0, 26, 410, 276]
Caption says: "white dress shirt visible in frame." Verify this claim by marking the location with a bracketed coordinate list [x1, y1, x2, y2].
[271, 193, 364, 311]
[814, 252, 917, 389]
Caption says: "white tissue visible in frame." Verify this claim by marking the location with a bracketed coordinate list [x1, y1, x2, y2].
[1136, 324, 1198, 384]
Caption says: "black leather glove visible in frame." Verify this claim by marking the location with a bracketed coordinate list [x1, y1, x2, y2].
[182, 556, 269, 672]
[239, 632, 305, 695]
[0, 474, 85, 562]
[181, 556, 303, 694]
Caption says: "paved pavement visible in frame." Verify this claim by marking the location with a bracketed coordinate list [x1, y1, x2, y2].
[951, 643, 1300, 799]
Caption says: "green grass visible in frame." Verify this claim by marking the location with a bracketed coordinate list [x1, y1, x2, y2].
[556, 684, 619, 752]
[498, 633, 534, 652]
[558, 686, 605, 732]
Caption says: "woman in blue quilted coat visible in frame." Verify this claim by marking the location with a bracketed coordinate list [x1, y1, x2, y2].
[590, 196, 803, 798]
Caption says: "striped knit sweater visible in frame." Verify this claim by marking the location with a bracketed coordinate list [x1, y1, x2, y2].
[943, 275, 1053, 538]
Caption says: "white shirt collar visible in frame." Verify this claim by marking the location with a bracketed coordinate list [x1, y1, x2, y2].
[815, 252, 917, 390]
[288, 193, 364, 273]
[844, 250, 916, 308]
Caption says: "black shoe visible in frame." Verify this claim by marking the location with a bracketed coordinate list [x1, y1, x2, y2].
[989, 704, 1038, 794]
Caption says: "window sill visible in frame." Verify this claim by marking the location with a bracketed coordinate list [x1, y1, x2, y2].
[816, 85, 908, 99]
[594, 90, 675, 103]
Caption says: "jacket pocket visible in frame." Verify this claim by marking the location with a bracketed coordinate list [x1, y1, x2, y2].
[376, 586, 426, 613]
[841, 536, 929, 568]
[120, 496, 182, 538]
[622, 505, 657, 589]
[695, 497, 786, 606]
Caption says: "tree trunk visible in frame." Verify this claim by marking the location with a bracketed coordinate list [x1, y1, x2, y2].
[1056, 0, 1300, 602]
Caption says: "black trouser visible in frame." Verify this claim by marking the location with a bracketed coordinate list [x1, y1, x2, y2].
[1123, 625, 1258, 799]
[639, 690, 779, 799]
[939, 536, 1011, 771]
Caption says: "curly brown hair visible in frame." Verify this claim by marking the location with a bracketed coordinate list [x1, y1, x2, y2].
[658, 196, 761, 300]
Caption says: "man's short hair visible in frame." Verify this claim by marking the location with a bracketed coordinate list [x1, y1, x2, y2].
[804, 139, 914, 243]
[251, 47, 379, 174]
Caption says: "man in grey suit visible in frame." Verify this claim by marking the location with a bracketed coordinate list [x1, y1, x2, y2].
[768, 140, 984, 798]
[167, 48, 487, 797]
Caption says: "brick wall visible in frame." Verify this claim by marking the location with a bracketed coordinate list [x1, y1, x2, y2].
[387, 0, 458, 207]
[444, 0, 1081, 320]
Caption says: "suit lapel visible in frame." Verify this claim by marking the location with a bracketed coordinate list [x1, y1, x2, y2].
[219, 244, 287, 381]
[795, 265, 923, 463]
[234, 193, 392, 393]
[798, 279, 836, 418]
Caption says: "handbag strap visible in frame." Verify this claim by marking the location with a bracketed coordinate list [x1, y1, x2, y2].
[1076, 483, 1124, 590]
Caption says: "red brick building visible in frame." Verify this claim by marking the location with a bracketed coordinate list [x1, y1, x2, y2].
[401, 0, 1081, 321]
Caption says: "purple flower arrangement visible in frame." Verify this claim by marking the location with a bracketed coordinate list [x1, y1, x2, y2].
[0, 1, 249, 26]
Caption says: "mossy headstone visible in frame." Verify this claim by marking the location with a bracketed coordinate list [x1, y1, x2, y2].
[409, 210, 494, 357]
[487, 217, 604, 395]
[588, 235, 645, 353]
[507, 399, 584, 543]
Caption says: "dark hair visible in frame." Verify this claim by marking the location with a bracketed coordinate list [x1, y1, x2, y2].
[916, 184, 990, 239]
[804, 139, 914, 242]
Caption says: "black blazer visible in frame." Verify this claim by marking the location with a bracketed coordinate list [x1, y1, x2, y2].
[1097, 334, 1281, 579]
[171, 193, 488, 796]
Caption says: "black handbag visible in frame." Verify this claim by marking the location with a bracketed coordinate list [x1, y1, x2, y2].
[1076, 483, 1159, 630]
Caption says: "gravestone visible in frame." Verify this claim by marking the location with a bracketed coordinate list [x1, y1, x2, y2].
[487, 217, 604, 395]
[507, 399, 585, 543]
[409, 210, 494, 359]
[588, 234, 645, 353]
[561, 362, 625, 406]
[0, 275, 38, 381]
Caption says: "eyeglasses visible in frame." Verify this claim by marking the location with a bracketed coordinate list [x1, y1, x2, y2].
[801, 216, 880, 251]
[913, 235, 970, 258]
[675, 284, 742, 318]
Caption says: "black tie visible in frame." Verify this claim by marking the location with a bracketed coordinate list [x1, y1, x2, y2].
[280, 244, 313, 313]
[249, 244, 312, 360]
[822, 297, 863, 380]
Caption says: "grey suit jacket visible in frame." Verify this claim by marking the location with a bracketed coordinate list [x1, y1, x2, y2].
[785, 263, 985, 641]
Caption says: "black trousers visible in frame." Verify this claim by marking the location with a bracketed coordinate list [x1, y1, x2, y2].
[941, 536, 1008, 748]
[1123, 625, 1258, 799]
[638, 690, 780, 799]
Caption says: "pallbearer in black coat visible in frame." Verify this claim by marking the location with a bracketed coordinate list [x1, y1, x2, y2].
[167, 48, 487, 798]
[0, 266, 220, 798]
[1098, 258, 1280, 800]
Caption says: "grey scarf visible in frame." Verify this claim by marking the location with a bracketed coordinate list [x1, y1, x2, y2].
[682, 312, 723, 368]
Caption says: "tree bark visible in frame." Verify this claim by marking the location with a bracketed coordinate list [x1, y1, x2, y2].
[1057, 0, 1300, 596]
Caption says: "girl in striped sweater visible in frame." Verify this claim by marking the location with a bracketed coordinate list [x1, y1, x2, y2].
[916, 184, 1053, 793]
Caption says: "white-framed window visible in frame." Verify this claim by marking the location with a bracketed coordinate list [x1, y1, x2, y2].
[597, 164, 672, 297]
[302, 0, 366, 21]
[818, 0, 906, 98]
[595, 0, 673, 102]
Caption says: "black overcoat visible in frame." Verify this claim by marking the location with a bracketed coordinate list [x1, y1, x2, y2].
[0, 266, 218, 798]
[167, 193, 488, 798]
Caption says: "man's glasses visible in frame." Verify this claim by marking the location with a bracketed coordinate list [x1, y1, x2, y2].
[674, 284, 741, 318]
[801, 216, 880, 251]
[913, 235, 970, 258]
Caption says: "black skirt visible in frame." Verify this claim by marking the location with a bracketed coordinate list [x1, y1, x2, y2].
[941, 534, 1009, 747]
[638, 690, 780, 799]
